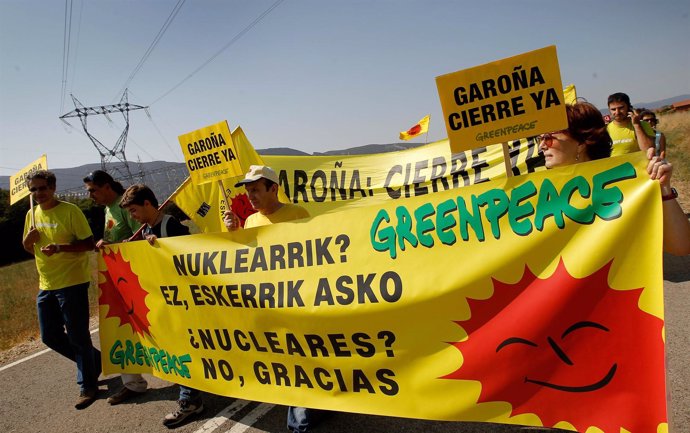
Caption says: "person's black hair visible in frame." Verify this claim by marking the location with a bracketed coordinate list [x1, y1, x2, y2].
[26, 170, 56, 188]
[607, 92, 631, 108]
[83, 170, 125, 195]
[120, 184, 159, 208]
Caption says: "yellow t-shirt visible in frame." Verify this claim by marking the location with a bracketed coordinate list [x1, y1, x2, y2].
[24, 201, 93, 290]
[244, 204, 310, 228]
[607, 120, 655, 157]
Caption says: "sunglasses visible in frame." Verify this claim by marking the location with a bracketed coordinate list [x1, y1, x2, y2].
[29, 185, 50, 193]
[538, 130, 568, 147]
[642, 118, 657, 124]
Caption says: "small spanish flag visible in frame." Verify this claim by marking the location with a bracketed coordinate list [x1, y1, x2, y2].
[399, 115, 430, 141]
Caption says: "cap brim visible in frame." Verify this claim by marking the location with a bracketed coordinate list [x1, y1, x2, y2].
[234, 177, 262, 188]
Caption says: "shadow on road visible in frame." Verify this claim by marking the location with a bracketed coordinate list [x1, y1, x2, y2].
[663, 253, 690, 283]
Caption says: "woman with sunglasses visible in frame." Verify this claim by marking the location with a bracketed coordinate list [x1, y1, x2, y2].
[539, 101, 690, 255]
[640, 110, 666, 156]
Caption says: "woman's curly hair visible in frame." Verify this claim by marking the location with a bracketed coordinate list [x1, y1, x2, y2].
[565, 100, 612, 160]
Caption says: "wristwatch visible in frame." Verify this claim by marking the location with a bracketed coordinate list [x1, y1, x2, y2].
[661, 187, 678, 201]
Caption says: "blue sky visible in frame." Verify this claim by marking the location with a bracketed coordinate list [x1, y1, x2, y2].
[1, 0, 688, 176]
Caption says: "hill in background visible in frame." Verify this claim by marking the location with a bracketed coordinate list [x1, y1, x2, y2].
[0, 142, 425, 200]
[597, 94, 690, 115]
[4, 91, 688, 198]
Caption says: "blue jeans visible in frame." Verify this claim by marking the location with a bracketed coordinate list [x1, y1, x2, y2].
[179, 385, 201, 403]
[37, 282, 100, 392]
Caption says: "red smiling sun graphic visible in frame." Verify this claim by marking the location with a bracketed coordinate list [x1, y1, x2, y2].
[230, 192, 256, 227]
[99, 250, 151, 336]
[443, 259, 666, 432]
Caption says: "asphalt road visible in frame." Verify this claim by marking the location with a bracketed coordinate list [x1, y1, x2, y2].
[1, 253, 688, 433]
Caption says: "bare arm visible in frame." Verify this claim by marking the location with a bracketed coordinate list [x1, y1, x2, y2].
[647, 148, 690, 255]
[22, 227, 39, 255]
[41, 236, 96, 257]
[633, 113, 654, 152]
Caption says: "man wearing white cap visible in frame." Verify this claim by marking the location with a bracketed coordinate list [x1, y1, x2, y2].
[224, 165, 309, 229]
[224, 165, 319, 433]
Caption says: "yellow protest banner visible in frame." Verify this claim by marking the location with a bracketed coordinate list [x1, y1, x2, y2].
[178, 120, 243, 185]
[436, 46, 568, 153]
[171, 127, 546, 232]
[100, 152, 665, 432]
[9, 154, 47, 205]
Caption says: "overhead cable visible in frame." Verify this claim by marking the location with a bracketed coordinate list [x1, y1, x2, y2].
[68, 0, 84, 96]
[112, 0, 186, 102]
[149, 0, 287, 105]
[60, 0, 73, 114]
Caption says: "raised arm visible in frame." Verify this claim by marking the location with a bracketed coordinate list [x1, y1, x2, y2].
[633, 113, 654, 152]
[647, 148, 690, 255]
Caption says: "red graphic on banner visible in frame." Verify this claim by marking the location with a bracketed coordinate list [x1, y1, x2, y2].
[99, 250, 151, 336]
[231, 193, 256, 227]
[443, 259, 666, 432]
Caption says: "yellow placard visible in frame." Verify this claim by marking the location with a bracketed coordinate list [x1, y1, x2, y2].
[100, 153, 665, 432]
[436, 46, 568, 153]
[9, 154, 48, 205]
[178, 120, 243, 185]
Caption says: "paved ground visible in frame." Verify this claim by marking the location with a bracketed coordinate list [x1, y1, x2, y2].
[0, 253, 688, 433]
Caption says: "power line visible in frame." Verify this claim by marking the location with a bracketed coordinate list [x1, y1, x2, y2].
[60, 0, 73, 114]
[112, 0, 186, 102]
[149, 0, 287, 105]
[68, 0, 84, 96]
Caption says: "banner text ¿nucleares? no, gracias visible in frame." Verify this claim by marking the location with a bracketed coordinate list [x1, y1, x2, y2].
[370, 163, 637, 259]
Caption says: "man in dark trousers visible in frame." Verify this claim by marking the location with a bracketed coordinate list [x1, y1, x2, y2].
[22, 170, 101, 409]
[83, 170, 147, 404]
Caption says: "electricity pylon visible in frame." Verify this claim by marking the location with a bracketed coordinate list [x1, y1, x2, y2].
[60, 90, 147, 182]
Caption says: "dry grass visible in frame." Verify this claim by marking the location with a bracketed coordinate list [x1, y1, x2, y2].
[659, 110, 690, 210]
[0, 255, 100, 351]
[0, 261, 40, 350]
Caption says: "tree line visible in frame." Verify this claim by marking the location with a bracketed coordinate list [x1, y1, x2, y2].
[0, 190, 105, 267]
[0, 189, 190, 267]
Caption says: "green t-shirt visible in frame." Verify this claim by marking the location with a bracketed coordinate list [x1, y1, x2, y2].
[24, 201, 93, 290]
[104, 196, 141, 242]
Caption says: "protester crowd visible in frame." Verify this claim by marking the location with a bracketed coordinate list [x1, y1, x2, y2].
[21, 92, 690, 431]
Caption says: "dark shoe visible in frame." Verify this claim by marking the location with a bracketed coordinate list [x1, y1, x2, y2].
[107, 386, 145, 405]
[75, 389, 97, 410]
[163, 399, 204, 428]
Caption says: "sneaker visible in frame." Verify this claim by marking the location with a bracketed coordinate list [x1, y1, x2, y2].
[162, 399, 204, 428]
[75, 388, 97, 410]
[107, 386, 145, 405]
